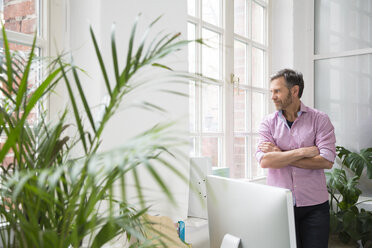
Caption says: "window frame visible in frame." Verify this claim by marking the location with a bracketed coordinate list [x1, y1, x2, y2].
[188, 0, 271, 179]
[0, 0, 49, 54]
[188, 2, 226, 168]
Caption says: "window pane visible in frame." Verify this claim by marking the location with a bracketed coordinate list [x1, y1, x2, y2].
[252, 91, 265, 132]
[202, 28, 221, 79]
[2, 0, 39, 35]
[252, 47, 264, 88]
[252, 1, 264, 44]
[202, 83, 220, 132]
[202, 0, 221, 26]
[188, 0, 196, 16]
[234, 40, 247, 85]
[234, 88, 248, 132]
[232, 136, 246, 178]
[251, 135, 264, 178]
[202, 137, 219, 167]
[188, 23, 196, 74]
[315, 54, 372, 150]
[234, 0, 246, 37]
[315, 0, 372, 54]
[189, 81, 196, 132]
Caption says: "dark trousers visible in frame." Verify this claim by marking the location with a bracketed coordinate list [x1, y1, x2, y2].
[294, 201, 330, 248]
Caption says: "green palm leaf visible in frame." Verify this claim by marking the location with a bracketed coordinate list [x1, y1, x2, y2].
[0, 14, 204, 247]
[336, 146, 372, 178]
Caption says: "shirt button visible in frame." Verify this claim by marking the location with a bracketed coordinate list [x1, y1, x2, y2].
[294, 185, 296, 188]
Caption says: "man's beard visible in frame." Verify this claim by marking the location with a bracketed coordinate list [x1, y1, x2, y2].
[275, 90, 292, 110]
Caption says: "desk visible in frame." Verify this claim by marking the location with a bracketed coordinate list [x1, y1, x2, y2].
[184, 217, 210, 248]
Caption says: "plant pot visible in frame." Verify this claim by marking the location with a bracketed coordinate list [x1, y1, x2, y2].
[328, 234, 359, 248]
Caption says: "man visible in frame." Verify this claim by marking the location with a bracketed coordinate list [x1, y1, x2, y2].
[255, 69, 336, 248]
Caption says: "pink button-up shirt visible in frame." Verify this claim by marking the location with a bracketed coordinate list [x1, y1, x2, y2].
[255, 102, 336, 207]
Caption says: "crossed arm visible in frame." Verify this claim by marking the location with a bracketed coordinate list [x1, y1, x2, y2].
[258, 142, 333, 170]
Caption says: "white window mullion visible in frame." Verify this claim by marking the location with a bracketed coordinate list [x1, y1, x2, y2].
[248, 0, 252, 40]
[223, 0, 234, 169]
[246, 136, 251, 178]
[197, 0, 202, 19]
[41, 0, 49, 57]
[248, 7, 254, 177]
[248, 0, 253, 182]
[196, 17, 202, 158]
[200, 22, 224, 34]
[0, 30, 47, 48]
[196, 0, 202, 143]
[218, 6, 224, 167]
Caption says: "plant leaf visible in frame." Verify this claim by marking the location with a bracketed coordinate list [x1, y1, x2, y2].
[71, 61, 97, 134]
[90, 25, 112, 96]
[91, 221, 121, 248]
[111, 23, 120, 86]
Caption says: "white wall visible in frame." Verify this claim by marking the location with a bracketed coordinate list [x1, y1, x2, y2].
[270, 0, 294, 72]
[270, 0, 314, 107]
[99, 0, 190, 220]
[293, 0, 314, 107]
[51, 0, 190, 220]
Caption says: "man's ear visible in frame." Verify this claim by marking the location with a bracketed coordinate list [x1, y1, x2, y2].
[292, 85, 300, 97]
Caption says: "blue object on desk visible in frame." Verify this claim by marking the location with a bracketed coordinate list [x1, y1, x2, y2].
[178, 220, 185, 241]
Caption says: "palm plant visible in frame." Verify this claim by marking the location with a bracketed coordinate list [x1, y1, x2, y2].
[0, 15, 196, 247]
[326, 146, 372, 247]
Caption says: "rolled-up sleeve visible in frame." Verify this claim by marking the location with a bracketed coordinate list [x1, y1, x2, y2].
[255, 117, 275, 163]
[315, 114, 336, 163]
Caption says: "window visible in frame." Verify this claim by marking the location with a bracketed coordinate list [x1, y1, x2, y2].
[188, 0, 269, 179]
[0, 0, 46, 167]
[314, 0, 372, 151]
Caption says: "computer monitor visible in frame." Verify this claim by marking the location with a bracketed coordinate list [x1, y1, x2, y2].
[206, 175, 297, 248]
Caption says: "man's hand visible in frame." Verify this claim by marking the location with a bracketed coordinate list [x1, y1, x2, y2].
[258, 142, 282, 153]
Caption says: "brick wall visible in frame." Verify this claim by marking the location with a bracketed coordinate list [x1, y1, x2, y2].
[4, 0, 37, 35]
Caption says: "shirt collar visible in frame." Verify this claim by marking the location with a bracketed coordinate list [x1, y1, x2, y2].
[299, 101, 308, 113]
[277, 101, 308, 120]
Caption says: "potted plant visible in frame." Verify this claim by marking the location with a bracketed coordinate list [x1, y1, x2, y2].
[0, 16, 197, 247]
[326, 146, 372, 247]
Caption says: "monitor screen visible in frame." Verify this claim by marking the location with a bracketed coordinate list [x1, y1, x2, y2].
[207, 175, 296, 248]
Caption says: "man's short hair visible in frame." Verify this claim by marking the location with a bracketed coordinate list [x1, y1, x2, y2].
[270, 69, 304, 98]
